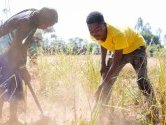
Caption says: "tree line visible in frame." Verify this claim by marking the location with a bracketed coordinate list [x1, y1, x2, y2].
[30, 17, 166, 56]
[1, 17, 166, 56]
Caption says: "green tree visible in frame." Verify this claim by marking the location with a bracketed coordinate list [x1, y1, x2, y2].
[135, 17, 143, 33]
[135, 18, 161, 46]
[163, 34, 166, 46]
[66, 37, 88, 54]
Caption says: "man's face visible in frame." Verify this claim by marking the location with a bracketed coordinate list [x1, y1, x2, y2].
[88, 23, 107, 41]
[38, 21, 55, 29]
[38, 16, 57, 29]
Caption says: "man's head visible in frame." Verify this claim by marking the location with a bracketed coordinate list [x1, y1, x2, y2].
[86, 11, 107, 41]
[38, 7, 58, 29]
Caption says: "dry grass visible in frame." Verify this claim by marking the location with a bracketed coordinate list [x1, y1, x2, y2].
[0, 54, 166, 125]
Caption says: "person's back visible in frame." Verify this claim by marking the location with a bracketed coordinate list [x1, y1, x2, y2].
[122, 26, 146, 52]
[0, 9, 37, 38]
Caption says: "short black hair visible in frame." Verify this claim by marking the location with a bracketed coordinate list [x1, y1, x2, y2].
[86, 11, 105, 24]
[39, 7, 58, 25]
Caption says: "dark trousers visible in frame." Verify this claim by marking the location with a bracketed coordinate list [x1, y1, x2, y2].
[101, 47, 156, 105]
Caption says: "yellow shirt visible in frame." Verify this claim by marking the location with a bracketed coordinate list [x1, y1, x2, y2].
[97, 24, 146, 54]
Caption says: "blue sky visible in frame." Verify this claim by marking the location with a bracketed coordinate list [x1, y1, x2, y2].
[0, 0, 166, 42]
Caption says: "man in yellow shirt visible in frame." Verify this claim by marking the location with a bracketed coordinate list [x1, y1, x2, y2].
[86, 11, 159, 124]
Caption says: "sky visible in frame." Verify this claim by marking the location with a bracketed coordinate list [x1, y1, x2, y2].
[0, 0, 166, 41]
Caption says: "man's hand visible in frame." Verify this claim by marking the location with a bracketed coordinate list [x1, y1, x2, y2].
[19, 67, 31, 83]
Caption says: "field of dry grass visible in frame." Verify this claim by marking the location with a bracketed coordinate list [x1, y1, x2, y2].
[0, 54, 166, 125]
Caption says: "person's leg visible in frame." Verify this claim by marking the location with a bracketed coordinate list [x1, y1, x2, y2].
[8, 76, 19, 122]
[0, 100, 4, 119]
[130, 48, 159, 124]
[9, 101, 18, 122]
[8, 72, 24, 123]
[131, 50, 156, 103]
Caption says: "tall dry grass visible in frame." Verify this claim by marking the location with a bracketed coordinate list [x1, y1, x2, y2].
[25, 50, 166, 125]
[1, 50, 166, 125]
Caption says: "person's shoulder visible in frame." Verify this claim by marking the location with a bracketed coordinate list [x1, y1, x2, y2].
[122, 26, 138, 34]
[107, 23, 124, 36]
[7, 9, 37, 24]
[19, 9, 38, 27]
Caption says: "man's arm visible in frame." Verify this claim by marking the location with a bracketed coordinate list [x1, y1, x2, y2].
[102, 49, 123, 84]
[95, 49, 123, 101]
[9, 21, 34, 48]
[9, 23, 34, 83]
[100, 46, 107, 75]
[19, 67, 31, 83]
[23, 28, 37, 49]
